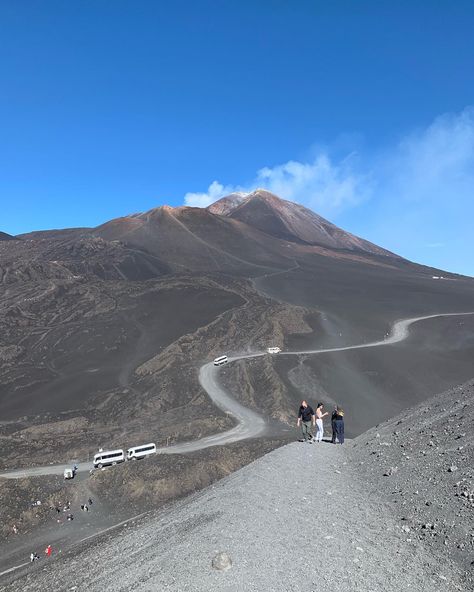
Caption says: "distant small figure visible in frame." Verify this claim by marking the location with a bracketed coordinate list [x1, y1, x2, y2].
[315, 403, 328, 442]
[12, 524, 18, 535]
[88, 498, 93, 506]
[30, 552, 39, 563]
[55, 507, 61, 514]
[333, 406, 345, 444]
[67, 513, 74, 521]
[297, 400, 315, 442]
[81, 504, 89, 512]
[45, 545, 52, 558]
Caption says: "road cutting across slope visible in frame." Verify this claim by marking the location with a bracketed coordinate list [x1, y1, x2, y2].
[1, 311, 472, 479]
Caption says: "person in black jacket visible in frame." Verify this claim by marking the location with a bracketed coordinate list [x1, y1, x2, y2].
[331, 405, 338, 444]
[333, 406, 345, 444]
[297, 400, 315, 442]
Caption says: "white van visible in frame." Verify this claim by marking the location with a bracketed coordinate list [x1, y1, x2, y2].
[127, 443, 156, 460]
[93, 449, 125, 469]
[213, 355, 228, 366]
[267, 347, 281, 354]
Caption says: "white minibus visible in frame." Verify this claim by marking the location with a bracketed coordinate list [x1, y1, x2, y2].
[213, 355, 228, 366]
[93, 449, 125, 469]
[267, 347, 281, 354]
[127, 443, 157, 460]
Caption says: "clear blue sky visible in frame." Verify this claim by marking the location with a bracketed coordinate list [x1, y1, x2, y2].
[1, 1, 473, 275]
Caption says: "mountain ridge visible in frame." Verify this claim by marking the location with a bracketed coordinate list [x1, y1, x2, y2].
[12, 191, 398, 261]
[90, 190, 401, 272]
[0, 231, 18, 241]
[209, 189, 398, 257]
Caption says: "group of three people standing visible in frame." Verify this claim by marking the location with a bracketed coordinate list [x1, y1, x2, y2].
[297, 400, 345, 444]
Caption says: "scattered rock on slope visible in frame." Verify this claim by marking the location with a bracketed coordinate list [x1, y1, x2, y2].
[349, 378, 474, 588]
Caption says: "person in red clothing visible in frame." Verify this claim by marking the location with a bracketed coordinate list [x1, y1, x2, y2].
[45, 545, 52, 557]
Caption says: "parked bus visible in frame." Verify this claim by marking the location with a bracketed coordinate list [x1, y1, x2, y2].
[93, 449, 125, 469]
[127, 443, 157, 460]
[213, 355, 228, 366]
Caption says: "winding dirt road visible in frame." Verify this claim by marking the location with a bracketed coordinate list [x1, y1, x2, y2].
[1, 311, 472, 479]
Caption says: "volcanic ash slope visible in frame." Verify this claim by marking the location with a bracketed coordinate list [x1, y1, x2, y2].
[349, 378, 474, 589]
[8, 385, 473, 592]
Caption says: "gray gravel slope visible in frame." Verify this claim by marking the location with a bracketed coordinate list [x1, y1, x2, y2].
[349, 378, 474, 589]
[3, 440, 465, 592]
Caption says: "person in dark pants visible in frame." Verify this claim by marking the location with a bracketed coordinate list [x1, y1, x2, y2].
[331, 405, 338, 444]
[297, 400, 315, 442]
[333, 406, 345, 444]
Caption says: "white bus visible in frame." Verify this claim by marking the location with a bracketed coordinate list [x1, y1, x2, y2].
[93, 449, 125, 469]
[267, 347, 281, 354]
[127, 443, 157, 460]
[213, 355, 228, 366]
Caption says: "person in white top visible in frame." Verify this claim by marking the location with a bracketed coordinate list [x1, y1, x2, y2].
[314, 403, 328, 442]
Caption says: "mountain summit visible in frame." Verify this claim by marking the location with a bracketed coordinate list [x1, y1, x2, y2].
[208, 189, 396, 257]
[88, 190, 399, 274]
[13, 191, 397, 267]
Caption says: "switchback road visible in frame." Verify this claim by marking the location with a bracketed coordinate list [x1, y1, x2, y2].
[1, 311, 472, 479]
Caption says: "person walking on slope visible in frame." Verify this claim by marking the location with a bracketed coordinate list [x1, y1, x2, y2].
[333, 406, 345, 444]
[314, 403, 328, 442]
[297, 400, 315, 442]
[44, 545, 52, 558]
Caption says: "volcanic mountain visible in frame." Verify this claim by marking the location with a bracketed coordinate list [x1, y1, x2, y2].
[0, 192, 473, 457]
[92, 189, 397, 271]
[208, 189, 396, 256]
[0, 190, 473, 581]
[92, 204, 288, 274]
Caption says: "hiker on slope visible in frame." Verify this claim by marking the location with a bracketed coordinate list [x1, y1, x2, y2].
[314, 403, 328, 442]
[331, 405, 338, 444]
[333, 406, 345, 444]
[297, 400, 315, 443]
